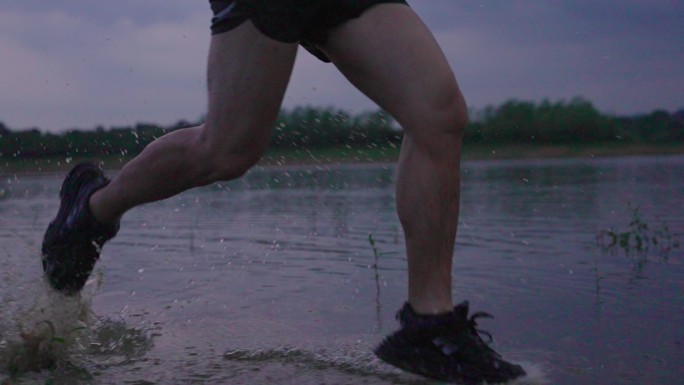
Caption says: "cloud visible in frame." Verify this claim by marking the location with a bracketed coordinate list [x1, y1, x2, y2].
[0, 7, 209, 131]
[420, 1, 684, 114]
[0, 1, 682, 132]
[1, 0, 198, 27]
[0, 10, 100, 128]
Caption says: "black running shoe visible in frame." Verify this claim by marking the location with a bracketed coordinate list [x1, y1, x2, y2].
[42, 162, 119, 294]
[375, 301, 526, 384]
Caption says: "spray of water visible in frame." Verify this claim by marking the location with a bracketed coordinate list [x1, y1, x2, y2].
[223, 347, 550, 385]
[0, 250, 100, 377]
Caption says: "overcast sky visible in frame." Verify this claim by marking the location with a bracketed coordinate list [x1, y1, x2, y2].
[1, 1, 682, 132]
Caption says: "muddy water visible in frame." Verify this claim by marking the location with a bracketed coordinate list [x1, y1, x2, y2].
[1, 155, 682, 384]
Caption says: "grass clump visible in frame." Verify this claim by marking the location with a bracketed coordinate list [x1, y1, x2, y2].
[596, 204, 680, 258]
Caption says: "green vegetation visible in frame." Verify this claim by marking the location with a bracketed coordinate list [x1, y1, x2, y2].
[596, 205, 680, 257]
[467, 97, 683, 144]
[1, 98, 683, 169]
[0, 108, 399, 162]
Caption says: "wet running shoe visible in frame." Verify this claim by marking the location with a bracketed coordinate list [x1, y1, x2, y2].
[42, 162, 119, 294]
[375, 301, 526, 384]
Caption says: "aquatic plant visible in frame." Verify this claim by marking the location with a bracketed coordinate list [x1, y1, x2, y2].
[367, 233, 399, 331]
[368, 233, 380, 270]
[596, 204, 680, 257]
[368, 233, 399, 270]
[3, 321, 88, 376]
[0, 267, 103, 380]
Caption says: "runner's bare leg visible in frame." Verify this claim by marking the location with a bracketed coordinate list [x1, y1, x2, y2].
[321, 4, 467, 314]
[89, 22, 298, 224]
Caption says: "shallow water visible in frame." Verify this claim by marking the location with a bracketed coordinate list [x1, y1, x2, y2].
[1, 155, 683, 384]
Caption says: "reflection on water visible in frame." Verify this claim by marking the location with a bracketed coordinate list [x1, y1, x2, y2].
[1, 156, 683, 384]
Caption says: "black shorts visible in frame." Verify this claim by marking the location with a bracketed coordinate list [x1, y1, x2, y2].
[209, 0, 409, 62]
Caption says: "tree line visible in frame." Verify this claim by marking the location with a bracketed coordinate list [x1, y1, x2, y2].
[467, 97, 684, 144]
[1, 98, 683, 160]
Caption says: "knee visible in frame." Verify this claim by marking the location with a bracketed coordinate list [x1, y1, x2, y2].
[403, 84, 468, 150]
[433, 95, 468, 140]
[209, 150, 262, 181]
[195, 129, 265, 183]
[429, 81, 468, 138]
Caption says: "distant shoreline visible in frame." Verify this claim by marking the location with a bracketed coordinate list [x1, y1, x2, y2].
[3, 143, 684, 174]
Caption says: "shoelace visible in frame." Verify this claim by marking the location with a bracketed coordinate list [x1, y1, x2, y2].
[430, 308, 499, 357]
[464, 310, 505, 358]
[466, 311, 494, 343]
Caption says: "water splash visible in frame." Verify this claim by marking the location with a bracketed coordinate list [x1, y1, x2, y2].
[0, 278, 96, 376]
[223, 347, 550, 384]
[511, 361, 549, 385]
[0, 241, 104, 379]
[223, 346, 413, 383]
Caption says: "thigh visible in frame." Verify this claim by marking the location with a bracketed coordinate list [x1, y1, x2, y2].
[203, 20, 298, 155]
[319, 4, 466, 138]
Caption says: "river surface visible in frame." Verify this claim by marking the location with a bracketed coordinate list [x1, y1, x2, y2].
[1, 155, 683, 384]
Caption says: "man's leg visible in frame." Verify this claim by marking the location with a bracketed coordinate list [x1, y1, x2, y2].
[321, 4, 467, 315]
[41, 21, 297, 293]
[319, 6, 526, 383]
[90, 22, 298, 224]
